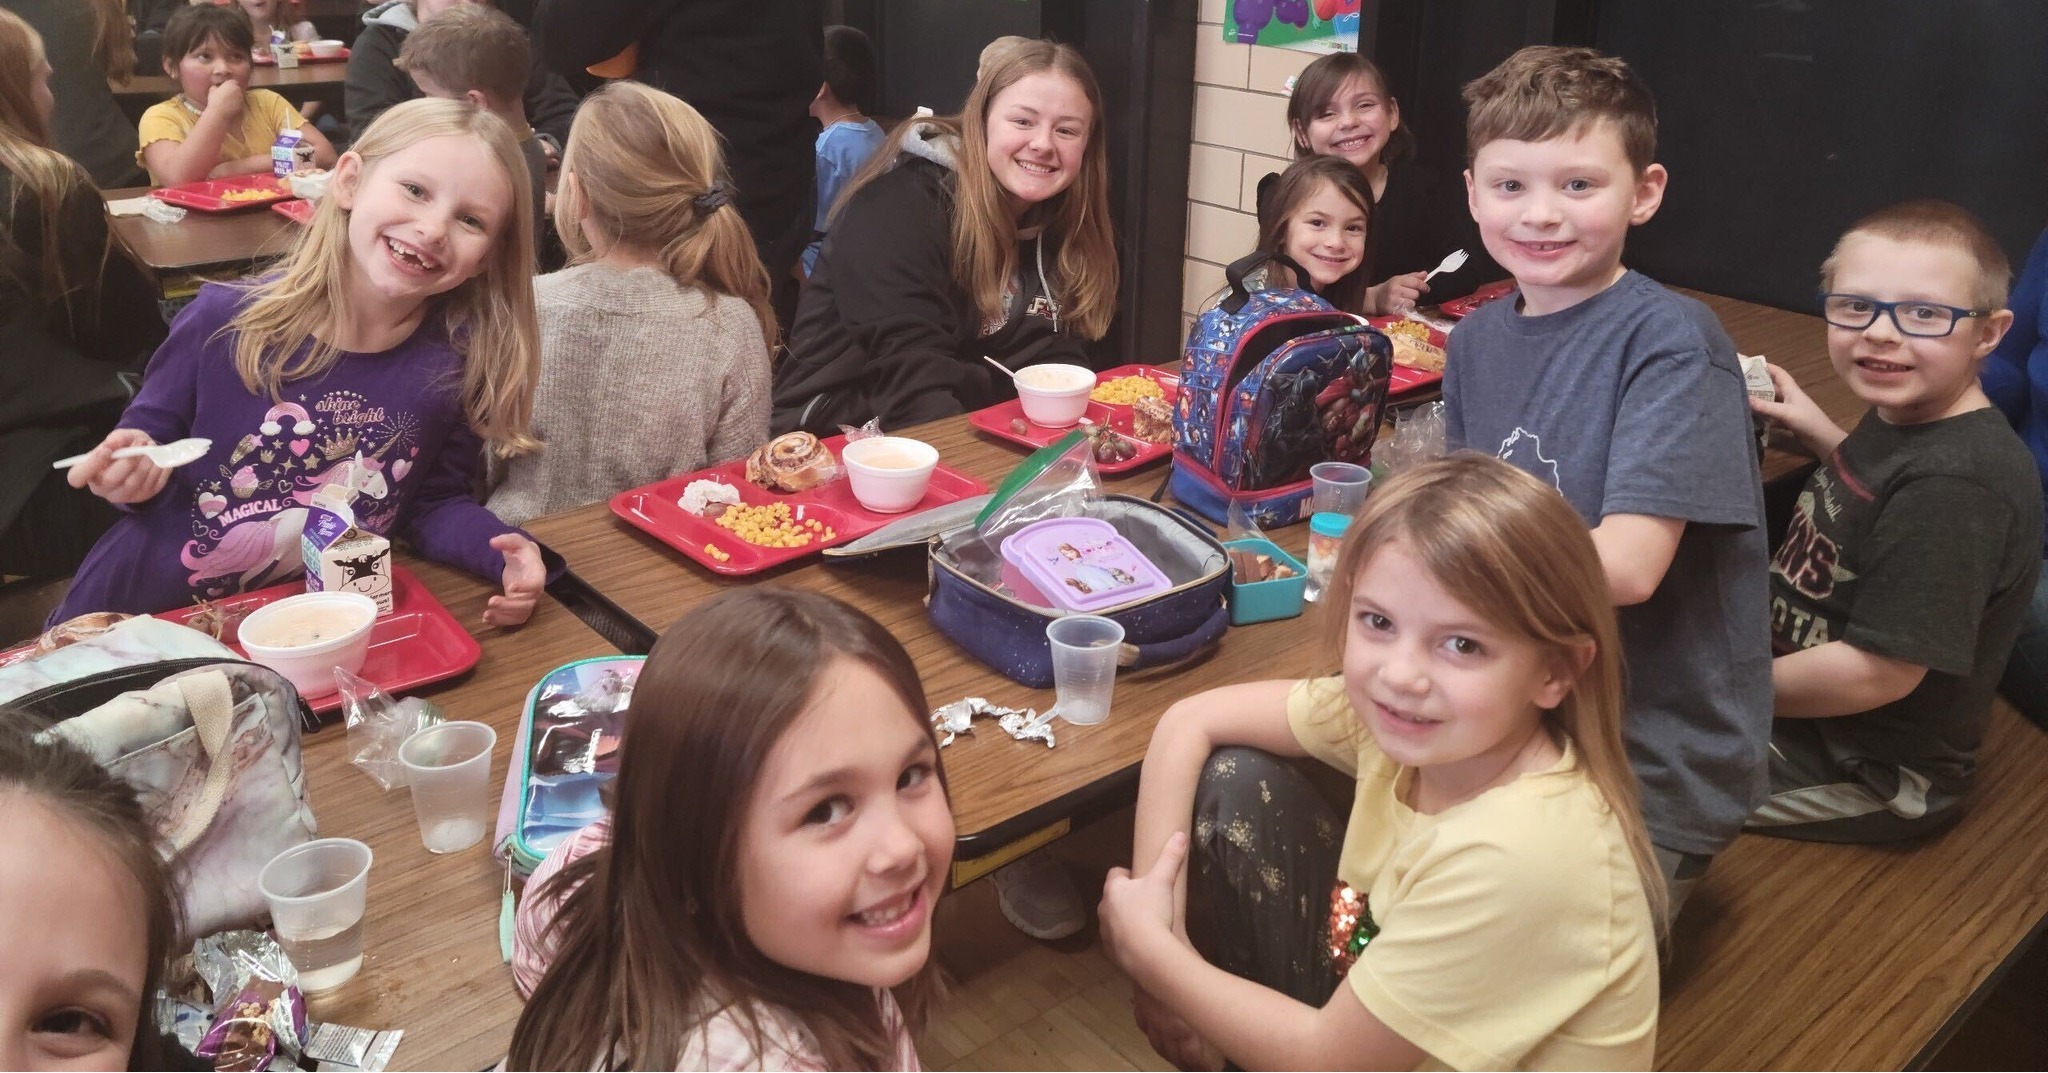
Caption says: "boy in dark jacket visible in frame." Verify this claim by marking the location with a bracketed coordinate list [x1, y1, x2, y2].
[345, 0, 576, 151]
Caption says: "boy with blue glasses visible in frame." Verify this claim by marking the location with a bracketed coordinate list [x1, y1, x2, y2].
[1748, 200, 2040, 843]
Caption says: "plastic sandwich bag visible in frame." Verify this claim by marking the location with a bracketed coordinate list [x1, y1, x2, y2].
[337, 668, 443, 790]
[1379, 400, 1447, 479]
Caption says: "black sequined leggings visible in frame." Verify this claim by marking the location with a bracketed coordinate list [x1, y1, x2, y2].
[1187, 746, 1352, 1006]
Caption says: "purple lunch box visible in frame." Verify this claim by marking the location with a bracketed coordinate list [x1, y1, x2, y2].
[998, 517, 1173, 613]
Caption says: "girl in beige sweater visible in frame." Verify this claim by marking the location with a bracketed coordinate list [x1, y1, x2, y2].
[487, 82, 775, 526]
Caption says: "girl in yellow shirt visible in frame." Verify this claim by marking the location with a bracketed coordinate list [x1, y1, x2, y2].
[136, 4, 333, 186]
[1102, 455, 1666, 1070]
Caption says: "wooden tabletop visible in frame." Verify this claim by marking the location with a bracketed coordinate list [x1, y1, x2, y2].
[293, 553, 616, 1071]
[524, 291, 1855, 857]
[105, 185, 298, 275]
[114, 62, 350, 102]
[1684, 289, 1855, 483]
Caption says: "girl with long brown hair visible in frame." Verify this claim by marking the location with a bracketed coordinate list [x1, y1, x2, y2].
[0, 719, 180, 1071]
[1258, 51, 1499, 312]
[486, 81, 774, 525]
[770, 38, 1120, 435]
[1101, 455, 1661, 1070]
[0, 8, 165, 578]
[508, 588, 952, 1070]
[57, 98, 551, 627]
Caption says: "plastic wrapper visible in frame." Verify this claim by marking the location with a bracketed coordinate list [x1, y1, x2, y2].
[1224, 501, 1296, 582]
[975, 431, 1103, 547]
[1377, 400, 1446, 479]
[191, 931, 308, 1071]
[143, 198, 188, 224]
[837, 418, 886, 443]
[931, 697, 1056, 749]
[160, 931, 404, 1072]
[338, 668, 443, 790]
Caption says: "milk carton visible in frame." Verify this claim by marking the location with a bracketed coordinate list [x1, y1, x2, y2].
[301, 484, 394, 613]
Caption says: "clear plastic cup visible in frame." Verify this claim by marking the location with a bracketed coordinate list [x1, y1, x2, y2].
[1310, 461, 1373, 516]
[258, 838, 372, 993]
[399, 721, 496, 854]
[1047, 614, 1125, 726]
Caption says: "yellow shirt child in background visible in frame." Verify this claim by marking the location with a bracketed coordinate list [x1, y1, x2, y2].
[139, 3, 335, 186]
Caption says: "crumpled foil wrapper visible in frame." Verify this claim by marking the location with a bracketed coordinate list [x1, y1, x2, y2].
[931, 697, 1056, 749]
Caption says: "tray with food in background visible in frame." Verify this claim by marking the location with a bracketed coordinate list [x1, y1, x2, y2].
[1435, 279, 1518, 320]
[254, 40, 349, 64]
[151, 176, 293, 213]
[967, 363, 1180, 472]
[609, 432, 990, 576]
[1365, 315, 1450, 395]
[153, 565, 481, 720]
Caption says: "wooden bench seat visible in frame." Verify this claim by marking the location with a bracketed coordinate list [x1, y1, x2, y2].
[1658, 700, 2048, 1069]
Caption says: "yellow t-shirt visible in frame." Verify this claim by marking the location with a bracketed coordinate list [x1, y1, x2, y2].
[137, 89, 303, 183]
[1287, 677, 1659, 1071]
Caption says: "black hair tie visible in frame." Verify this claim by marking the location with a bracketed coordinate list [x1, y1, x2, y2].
[693, 182, 731, 213]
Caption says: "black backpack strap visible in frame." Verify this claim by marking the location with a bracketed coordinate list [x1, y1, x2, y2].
[1221, 250, 1312, 315]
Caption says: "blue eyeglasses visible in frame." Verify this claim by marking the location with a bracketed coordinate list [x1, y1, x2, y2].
[1819, 293, 1990, 338]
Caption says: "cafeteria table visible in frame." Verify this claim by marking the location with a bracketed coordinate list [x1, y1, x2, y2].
[293, 553, 616, 1071]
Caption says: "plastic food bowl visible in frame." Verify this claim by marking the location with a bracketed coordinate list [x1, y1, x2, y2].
[308, 39, 346, 57]
[237, 591, 378, 699]
[840, 436, 939, 514]
[1013, 363, 1097, 428]
[1223, 538, 1308, 625]
[288, 169, 331, 201]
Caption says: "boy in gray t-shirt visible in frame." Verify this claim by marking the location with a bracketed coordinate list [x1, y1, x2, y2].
[1445, 48, 1772, 919]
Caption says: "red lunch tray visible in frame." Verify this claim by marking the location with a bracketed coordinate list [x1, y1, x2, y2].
[1436, 279, 1518, 320]
[254, 48, 349, 65]
[153, 564, 481, 717]
[1365, 315, 1450, 396]
[272, 198, 315, 225]
[610, 435, 990, 576]
[966, 363, 1178, 473]
[152, 176, 292, 213]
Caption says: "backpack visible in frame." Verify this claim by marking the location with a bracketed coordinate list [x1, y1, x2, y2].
[1170, 251, 1394, 527]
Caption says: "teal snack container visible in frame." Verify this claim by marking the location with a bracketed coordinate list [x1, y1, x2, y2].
[1223, 538, 1308, 625]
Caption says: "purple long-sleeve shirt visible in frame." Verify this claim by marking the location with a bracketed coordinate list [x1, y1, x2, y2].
[55, 282, 522, 619]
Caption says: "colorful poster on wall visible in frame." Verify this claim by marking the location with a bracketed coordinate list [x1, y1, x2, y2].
[1224, 0, 1360, 53]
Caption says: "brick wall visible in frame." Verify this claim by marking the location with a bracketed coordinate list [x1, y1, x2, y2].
[1179, 0, 1325, 333]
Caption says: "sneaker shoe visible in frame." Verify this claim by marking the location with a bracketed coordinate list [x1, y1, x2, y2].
[991, 852, 1086, 940]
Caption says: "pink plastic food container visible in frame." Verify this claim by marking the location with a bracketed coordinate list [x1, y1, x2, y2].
[999, 517, 1172, 613]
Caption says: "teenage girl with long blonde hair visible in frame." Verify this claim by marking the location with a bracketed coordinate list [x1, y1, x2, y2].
[0, 9, 165, 577]
[770, 38, 1120, 434]
[486, 80, 774, 526]
[1101, 455, 1662, 1070]
[58, 98, 551, 627]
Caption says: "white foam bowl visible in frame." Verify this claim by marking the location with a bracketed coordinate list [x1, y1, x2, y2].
[308, 39, 346, 58]
[237, 591, 378, 699]
[841, 436, 939, 514]
[1014, 363, 1097, 427]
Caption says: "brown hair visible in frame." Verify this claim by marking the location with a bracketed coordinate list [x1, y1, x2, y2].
[0, 11, 141, 340]
[1462, 45, 1657, 173]
[1822, 198, 2014, 312]
[0, 719, 178, 1070]
[507, 589, 948, 1071]
[227, 98, 540, 456]
[835, 39, 1119, 341]
[395, 4, 530, 107]
[555, 81, 777, 346]
[1316, 454, 1668, 931]
[1285, 51, 1414, 166]
[162, 3, 255, 70]
[1257, 155, 1376, 314]
[90, 0, 135, 82]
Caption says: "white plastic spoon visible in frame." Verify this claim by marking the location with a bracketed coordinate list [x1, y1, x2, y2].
[1423, 248, 1469, 283]
[981, 355, 1019, 381]
[51, 437, 212, 471]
